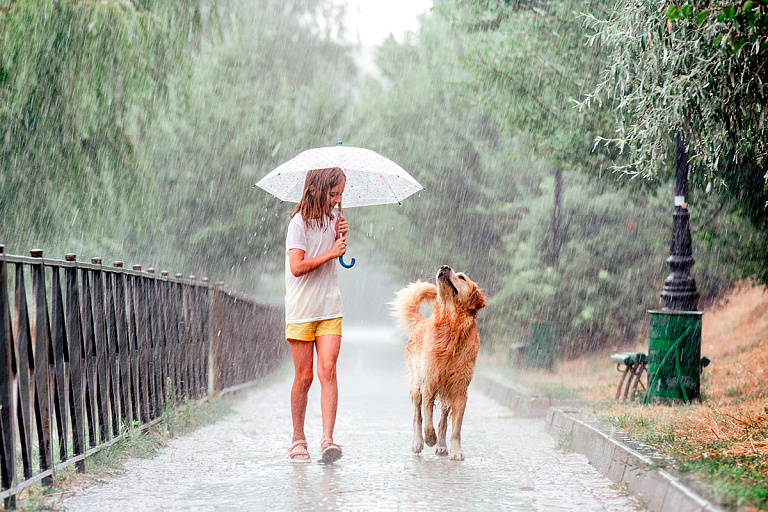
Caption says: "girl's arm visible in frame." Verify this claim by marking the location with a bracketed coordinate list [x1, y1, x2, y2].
[289, 236, 346, 277]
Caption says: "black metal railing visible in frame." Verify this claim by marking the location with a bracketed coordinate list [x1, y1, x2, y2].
[0, 246, 286, 506]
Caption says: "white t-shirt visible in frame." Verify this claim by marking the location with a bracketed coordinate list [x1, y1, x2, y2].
[284, 213, 344, 324]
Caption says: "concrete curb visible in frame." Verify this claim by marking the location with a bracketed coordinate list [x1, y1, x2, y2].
[474, 373, 727, 512]
[473, 372, 587, 418]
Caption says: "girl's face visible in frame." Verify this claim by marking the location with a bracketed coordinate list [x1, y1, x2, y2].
[326, 179, 345, 213]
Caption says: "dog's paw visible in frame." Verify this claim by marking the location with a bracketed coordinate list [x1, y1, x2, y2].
[435, 445, 449, 456]
[412, 438, 424, 454]
[450, 440, 465, 460]
[424, 429, 437, 447]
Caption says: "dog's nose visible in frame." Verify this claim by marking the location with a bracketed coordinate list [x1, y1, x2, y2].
[441, 265, 450, 271]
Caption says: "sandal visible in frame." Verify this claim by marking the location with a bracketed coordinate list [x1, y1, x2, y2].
[288, 439, 311, 462]
[319, 438, 343, 464]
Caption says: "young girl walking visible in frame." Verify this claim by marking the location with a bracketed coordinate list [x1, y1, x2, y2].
[284, 167, 348, 463]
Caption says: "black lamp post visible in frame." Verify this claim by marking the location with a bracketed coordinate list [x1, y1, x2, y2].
[645, 133, 704, 403]
[660, 133, 700, 311]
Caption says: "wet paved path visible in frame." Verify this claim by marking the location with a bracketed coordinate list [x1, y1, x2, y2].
[59, 328, 644, 511]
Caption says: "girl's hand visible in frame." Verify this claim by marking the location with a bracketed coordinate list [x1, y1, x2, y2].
[329, 235, 347, 258]
[336, 215, 348, 238]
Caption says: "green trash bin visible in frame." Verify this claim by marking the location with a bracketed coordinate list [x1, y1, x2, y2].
[645, 310, 703, 403]
[527, 321, 558, 370]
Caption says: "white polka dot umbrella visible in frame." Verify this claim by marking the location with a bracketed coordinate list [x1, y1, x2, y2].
[255, 143, 424, 208]
[254, 143, 424, 268]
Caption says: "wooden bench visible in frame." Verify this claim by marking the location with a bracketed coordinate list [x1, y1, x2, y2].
[610, 352, 647, 402]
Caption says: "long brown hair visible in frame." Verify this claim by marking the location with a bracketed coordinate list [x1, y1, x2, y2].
[291, 167, 346, 230]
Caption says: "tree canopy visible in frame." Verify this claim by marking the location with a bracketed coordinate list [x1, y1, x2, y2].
[349, 12, 736, 355]
[435, 0, 618, 173]
[582, 0, 768, 284]
[0, 0, 217, 255]
[582, 1, 768, 179]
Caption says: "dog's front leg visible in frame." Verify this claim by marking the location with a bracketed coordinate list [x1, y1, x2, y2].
[412, 393, 424, 453]
[423, 392, 437, 447]
[435, 405, 449, 456]
[449, 395, 468, 461]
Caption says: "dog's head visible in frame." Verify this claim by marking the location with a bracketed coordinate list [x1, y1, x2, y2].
[436, 265, 486, 316]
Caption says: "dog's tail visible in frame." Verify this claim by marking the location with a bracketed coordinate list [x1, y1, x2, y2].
[390, 281, 437, 334]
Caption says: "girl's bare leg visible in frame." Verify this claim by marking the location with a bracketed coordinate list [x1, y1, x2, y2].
[314, 334, 341, 442]
[288, 339, 315, 443]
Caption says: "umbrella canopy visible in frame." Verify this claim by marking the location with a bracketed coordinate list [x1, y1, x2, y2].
[255, 144, 423, 207]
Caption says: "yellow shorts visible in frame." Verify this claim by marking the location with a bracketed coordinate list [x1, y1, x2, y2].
[285, 317, 342, 341]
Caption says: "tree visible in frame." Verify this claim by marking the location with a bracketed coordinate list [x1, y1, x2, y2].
[348, 16, 523, 297]
[0, 0, 217, 256]
[349, 4, 739, 356]
[582, 1, 768, 285]
[435, 0, 617, 172]
[582, 1, 768, 178]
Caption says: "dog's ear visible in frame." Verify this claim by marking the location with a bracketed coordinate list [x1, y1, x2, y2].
[468, 286, 486, 315]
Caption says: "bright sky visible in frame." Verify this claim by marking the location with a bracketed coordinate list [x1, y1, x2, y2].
[344, 0, 433, 46]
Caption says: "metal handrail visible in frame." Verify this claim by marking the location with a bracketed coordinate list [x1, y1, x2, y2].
[0, 245, 286, 506]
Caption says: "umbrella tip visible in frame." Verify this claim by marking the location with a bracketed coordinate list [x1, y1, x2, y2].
[338, 141, 342, 146]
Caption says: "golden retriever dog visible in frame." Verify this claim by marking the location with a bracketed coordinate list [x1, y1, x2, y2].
[391, 265, 486, 461]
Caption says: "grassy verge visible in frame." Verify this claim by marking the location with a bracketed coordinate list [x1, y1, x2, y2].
[481, 284, 768, 511]
[589, 402, 768, 511]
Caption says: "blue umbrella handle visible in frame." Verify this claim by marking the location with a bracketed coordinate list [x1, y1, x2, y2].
[339, 255, 355, 268]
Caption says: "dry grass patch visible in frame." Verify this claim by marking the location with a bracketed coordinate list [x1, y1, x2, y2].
[484, 283, 768, 510]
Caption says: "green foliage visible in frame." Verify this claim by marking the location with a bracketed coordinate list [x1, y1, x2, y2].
[352, 8, 738, 356]
[349, 16, 519, 294]
[491, 173, 660, 353]
[582, 0, 768, 178]
[0, 0, 753, 360]
[436, 0, 618, 172]
[582, 1, 768, 287]
[0, 0, 215, 258]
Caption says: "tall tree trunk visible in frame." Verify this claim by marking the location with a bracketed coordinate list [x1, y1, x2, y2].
[552, 167, 562, 266]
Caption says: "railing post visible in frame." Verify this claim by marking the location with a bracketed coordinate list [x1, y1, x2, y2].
[64, 254, 86, 472]
[14, 255, 34, 478]
[147, 268, 164, 415]
[80, 263, 98, 448]
[133, 265, 151, 423]
[202, 277, 211, 396]
[210, 282, 223, 394]
[30, 249, 53, 486]
[90, 257, 112, 442]
[126, 267, 141, 422]
[157, 270, 176, 400]
[103, 265, 121, 436]
[50, 264, 70, 461]
[189, 276, 201, 399]
[0, 245, 17, 508]
[112, 262, 133, 430]
[175, 273, 189, 398]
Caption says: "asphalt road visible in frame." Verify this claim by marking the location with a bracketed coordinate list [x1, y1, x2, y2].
[58, 327, 644, 512]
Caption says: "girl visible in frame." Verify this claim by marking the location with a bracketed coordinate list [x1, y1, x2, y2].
[284, 167, 348, 463]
